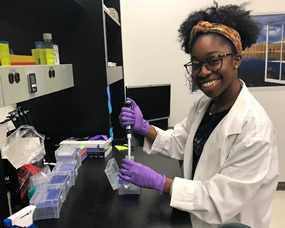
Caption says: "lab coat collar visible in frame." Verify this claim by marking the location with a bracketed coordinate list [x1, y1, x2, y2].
[195, 80, 249, 136]
[222, 80, 249, 135]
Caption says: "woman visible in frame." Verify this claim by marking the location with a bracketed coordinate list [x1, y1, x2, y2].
[118, 4, 279, 228]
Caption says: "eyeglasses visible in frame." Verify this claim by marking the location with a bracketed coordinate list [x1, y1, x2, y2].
[184, 53, 233, 76]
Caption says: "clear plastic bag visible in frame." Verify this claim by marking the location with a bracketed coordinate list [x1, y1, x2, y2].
[28, 165, 51, 200]
[2, 125, 45, 169]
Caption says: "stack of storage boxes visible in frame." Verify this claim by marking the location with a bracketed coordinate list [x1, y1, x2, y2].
[30, 185, 64, 220]
[30, 145, 87, 220]
[86, 138, 112, 158]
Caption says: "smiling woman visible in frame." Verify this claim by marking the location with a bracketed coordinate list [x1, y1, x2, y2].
[118, 3, 279, 228]
[189, 33, 242, 109]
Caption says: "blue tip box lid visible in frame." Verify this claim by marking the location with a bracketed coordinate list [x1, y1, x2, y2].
[47, 188, 61, 200]
[56, 162, 76, 172]
[49, 174, 69, 185]
[3, 218, 12, 227]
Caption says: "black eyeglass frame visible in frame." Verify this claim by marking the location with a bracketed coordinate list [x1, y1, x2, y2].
[184, 52, 234, 76]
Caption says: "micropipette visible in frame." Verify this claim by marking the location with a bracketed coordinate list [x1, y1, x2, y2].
[125, 100, 132, 159]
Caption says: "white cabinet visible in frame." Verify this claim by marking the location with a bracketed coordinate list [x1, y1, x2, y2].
[41, 65, 74, 94]
[0, 64, 74, 106]
[0, 67, 28, 106]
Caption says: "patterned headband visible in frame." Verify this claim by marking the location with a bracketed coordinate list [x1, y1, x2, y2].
[189, 21, 242, 54]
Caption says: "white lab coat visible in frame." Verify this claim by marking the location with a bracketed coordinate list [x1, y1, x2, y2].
[143, 83, 279, 228]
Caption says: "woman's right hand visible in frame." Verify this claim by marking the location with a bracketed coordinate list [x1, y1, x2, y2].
[119, 98, 150, 136]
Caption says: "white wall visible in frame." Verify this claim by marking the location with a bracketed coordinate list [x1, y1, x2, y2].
[121, 0, 285, 180]
[250, 87, 285, 181]
[121, 0, 195, 125]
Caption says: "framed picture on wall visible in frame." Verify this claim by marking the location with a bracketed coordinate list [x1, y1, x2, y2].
[239, 13, 285, 87]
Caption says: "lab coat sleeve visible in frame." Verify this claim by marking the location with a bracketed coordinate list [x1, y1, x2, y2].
[143, 101, 199, 160]
[143, 117, 191, 160]
[170, 131, 277, 224]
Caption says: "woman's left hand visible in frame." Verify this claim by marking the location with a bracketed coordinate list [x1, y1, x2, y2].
[119, 159, 166, 193]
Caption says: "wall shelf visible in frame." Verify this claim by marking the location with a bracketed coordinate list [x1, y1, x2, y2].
[0, 64, 74, 107]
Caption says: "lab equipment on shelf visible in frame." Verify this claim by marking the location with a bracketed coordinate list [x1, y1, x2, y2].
[32, 41, 45, 65]
[10, 54, 36, 65]
[42, 33, 60, 65]
[0, 35, 60, 66]
[32, 33, 60, 65]
[0, 41, 11, 65]
[33, 40, 54, 65]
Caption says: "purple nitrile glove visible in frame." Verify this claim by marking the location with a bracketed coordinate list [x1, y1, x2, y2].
[119, 159, 166, 193]
[119, 98, 150, 136]
[88, 135, 108, 141]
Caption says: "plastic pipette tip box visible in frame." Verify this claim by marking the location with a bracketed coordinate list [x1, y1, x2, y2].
[30, 186, 64, 220]
[87, 145, 112, 159]
[46, 188, 61, 201]
[48, 173, 71, 200]
[49, 175, 67, 184]
[55, 145, 79, 162]
[54, 162, 77, 175]
[53, 162, 77, 186]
